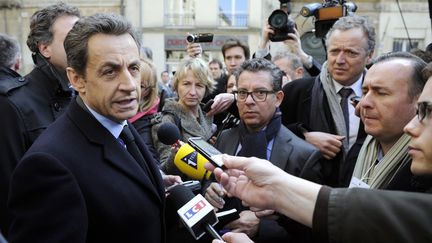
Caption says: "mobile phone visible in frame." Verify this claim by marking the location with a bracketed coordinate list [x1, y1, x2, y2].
[187, 137, 225, 169]
[215, 208, 240, 228]
[166, 180, 201, 193]
[202, 99, 214, 113]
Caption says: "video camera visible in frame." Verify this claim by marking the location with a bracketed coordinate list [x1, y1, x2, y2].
[186, 33, 214, 43]
[301, 0, 357, 38]
[268, 0, 296, 42]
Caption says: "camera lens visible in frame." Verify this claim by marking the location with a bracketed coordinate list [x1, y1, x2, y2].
[269, 10, 288, 29]
[186, 34, 195, 43]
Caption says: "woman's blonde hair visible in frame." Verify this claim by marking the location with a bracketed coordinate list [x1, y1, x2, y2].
[139, 58, 159, 112]
[172, 58, 215, 96]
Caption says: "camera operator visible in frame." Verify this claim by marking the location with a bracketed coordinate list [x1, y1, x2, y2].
[253, 1, 321, 77]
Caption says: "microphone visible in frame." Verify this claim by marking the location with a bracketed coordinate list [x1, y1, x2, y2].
[169, 184, 222, 240]
[174, 143, 212, 180]
[157, 123, 212, 180]
[157, 122, 183, 148]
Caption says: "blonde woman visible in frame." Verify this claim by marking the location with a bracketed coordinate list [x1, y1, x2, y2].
[130, 58, 160, 160]
[152, 58, 215, 177]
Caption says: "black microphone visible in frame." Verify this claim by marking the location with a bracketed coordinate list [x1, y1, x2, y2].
[169, 184, 223, 240]
[157, 122, 182, 147]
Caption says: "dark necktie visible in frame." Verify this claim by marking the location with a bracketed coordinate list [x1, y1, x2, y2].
[339, 88, 353, 137]
[119, 125, 156, 186]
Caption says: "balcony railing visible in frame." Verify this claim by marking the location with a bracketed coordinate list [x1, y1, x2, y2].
[219, 13, 248, 27]
[164, 13, 195, 27]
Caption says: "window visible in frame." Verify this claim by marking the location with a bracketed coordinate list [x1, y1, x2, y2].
[219, 0, 248, 27]
[392, 38, 423, 52]
[165, 0, 195, 27]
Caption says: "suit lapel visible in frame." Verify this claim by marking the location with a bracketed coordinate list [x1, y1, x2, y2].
[269, 128, 293, 170]
[67, 99, 162, 202]
[218, 128, 241, 155]
[130, 124, 165, 200]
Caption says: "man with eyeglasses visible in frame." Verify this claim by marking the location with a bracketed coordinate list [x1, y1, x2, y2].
[204, 58, 323, 243]
[349, 52, 431, 192]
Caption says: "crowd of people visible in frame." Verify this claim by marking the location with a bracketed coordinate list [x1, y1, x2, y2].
[0, 2, 431, 243]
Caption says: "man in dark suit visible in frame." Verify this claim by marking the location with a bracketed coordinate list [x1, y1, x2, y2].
[8, 13, 174, 242]
[280, 16, 375, 187]
[205, 58, 322, 243]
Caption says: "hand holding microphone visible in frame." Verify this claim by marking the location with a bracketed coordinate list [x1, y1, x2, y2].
[169, 184, 222, 240]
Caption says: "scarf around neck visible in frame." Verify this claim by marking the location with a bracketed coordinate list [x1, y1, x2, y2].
[237, 110, 282, 159]
[352, 133, 411, 189]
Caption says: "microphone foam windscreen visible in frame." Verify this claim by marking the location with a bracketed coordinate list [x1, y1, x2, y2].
[169, 184, 195, 210]
[157, 122, 181, 145]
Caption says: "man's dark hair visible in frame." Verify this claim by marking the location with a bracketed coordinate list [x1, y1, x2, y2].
[161, 70, 169, 76]
[234, 58, 283, 91]
[410, 48, 432, 63]
[27, 2, 80, 53]
[209, 59, 223, 69]
[221, 38, 250, 60]
[374, 51, 427, 99]
[140, 46, 153, 60]
[0, 33, 20, 68]
[64, 13, 141, 76]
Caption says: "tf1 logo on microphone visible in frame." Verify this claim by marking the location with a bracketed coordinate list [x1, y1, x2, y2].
[184, 200, 206, 220]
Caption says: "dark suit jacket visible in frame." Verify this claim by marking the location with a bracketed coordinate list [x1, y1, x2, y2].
[216, 125, 323, 183]
[215, 125, 322, 243]
[281, 77, 367, 187]
[8, 98, 166, 243]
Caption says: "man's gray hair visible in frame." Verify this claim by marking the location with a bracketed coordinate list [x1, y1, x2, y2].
[64, 13, 141, 76]
[0, 33, 20, 68]
[272, 52, 303, 71]
[234, 58, 284, 91]
[326, 15, 376, 54]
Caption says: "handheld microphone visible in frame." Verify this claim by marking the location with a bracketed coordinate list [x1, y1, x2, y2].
[157, 122, 183, 148]
[174, 143, 212, 180]
[170, 184, 222, 240]
[157, 123, 212, 180]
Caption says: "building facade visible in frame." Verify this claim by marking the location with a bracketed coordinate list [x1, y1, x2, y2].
[1, 0, 431, 76]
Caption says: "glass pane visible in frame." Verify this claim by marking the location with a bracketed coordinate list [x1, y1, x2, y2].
[219, 0, 248, 27]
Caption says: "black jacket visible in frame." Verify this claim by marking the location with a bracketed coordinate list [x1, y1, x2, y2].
[8, 98, 165, 242]
[313, 187, 432, 243]
[0, 54, 74, 236]
[0, 66, 21, 82]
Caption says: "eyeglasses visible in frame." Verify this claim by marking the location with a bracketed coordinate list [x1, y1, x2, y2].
[233, 90, 275, 102]
[416, 101, 432, 122]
